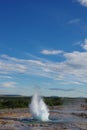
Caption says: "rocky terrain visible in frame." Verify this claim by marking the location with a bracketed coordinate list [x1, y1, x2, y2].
[0, 106, 87, 130]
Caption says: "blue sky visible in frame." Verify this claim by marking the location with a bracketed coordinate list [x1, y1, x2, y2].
[0, 0, 87, 97]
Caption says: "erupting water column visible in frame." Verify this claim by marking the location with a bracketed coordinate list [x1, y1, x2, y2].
[29, 91, 49, 121]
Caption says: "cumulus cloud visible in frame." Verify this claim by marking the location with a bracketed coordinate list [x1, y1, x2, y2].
[81, 38, 87, 51]
[77, 0, 87, 6]
[67, 18, 80, 24]
[41, 49, 63, 55]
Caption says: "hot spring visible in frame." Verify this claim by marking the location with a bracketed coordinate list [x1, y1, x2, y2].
[19, 93, 87, 130]
[29, 91, 49, 122]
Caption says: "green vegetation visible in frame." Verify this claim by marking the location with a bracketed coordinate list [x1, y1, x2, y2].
[0, 96, 86, 109]
[0, 96, 63, 109]
[0, 96, 30, 109]
[44, 97, 63, 106]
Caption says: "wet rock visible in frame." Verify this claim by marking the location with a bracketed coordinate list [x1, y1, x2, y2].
[72, 112, 87, 118]
[0, 120, 29, 130]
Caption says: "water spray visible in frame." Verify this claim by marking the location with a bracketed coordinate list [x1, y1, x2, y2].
[29, 91, 49, 121]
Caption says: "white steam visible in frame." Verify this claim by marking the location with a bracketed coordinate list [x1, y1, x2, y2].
[29, 91, 49, 121]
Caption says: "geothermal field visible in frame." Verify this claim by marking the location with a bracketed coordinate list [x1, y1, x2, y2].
[0, 93, 87, 130]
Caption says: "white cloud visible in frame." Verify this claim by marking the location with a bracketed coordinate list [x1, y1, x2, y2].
[41, 49, 63, 55]
[63, 51, 87, 83]
[0, 89, 8, 93]
[0, 55, 27, 74]
[81, 38, 87, 51]
[60, 81, 83, 85]
[68, 18, 80, 24]
[1, 45, 87, 86]
[0, 76, 12, 79]
[77, 0, 87, 6]
[73, 41, 82, 46]
[2, 82, 17, 88]
[50, 88, 75, 92]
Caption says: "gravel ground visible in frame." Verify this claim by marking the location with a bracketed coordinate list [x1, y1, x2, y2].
[0, 106, 87, 130]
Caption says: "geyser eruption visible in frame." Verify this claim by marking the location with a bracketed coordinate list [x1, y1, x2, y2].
[29, 91, 49, 121]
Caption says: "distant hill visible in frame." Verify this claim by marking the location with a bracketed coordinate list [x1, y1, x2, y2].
[0, 94, 22, 97]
